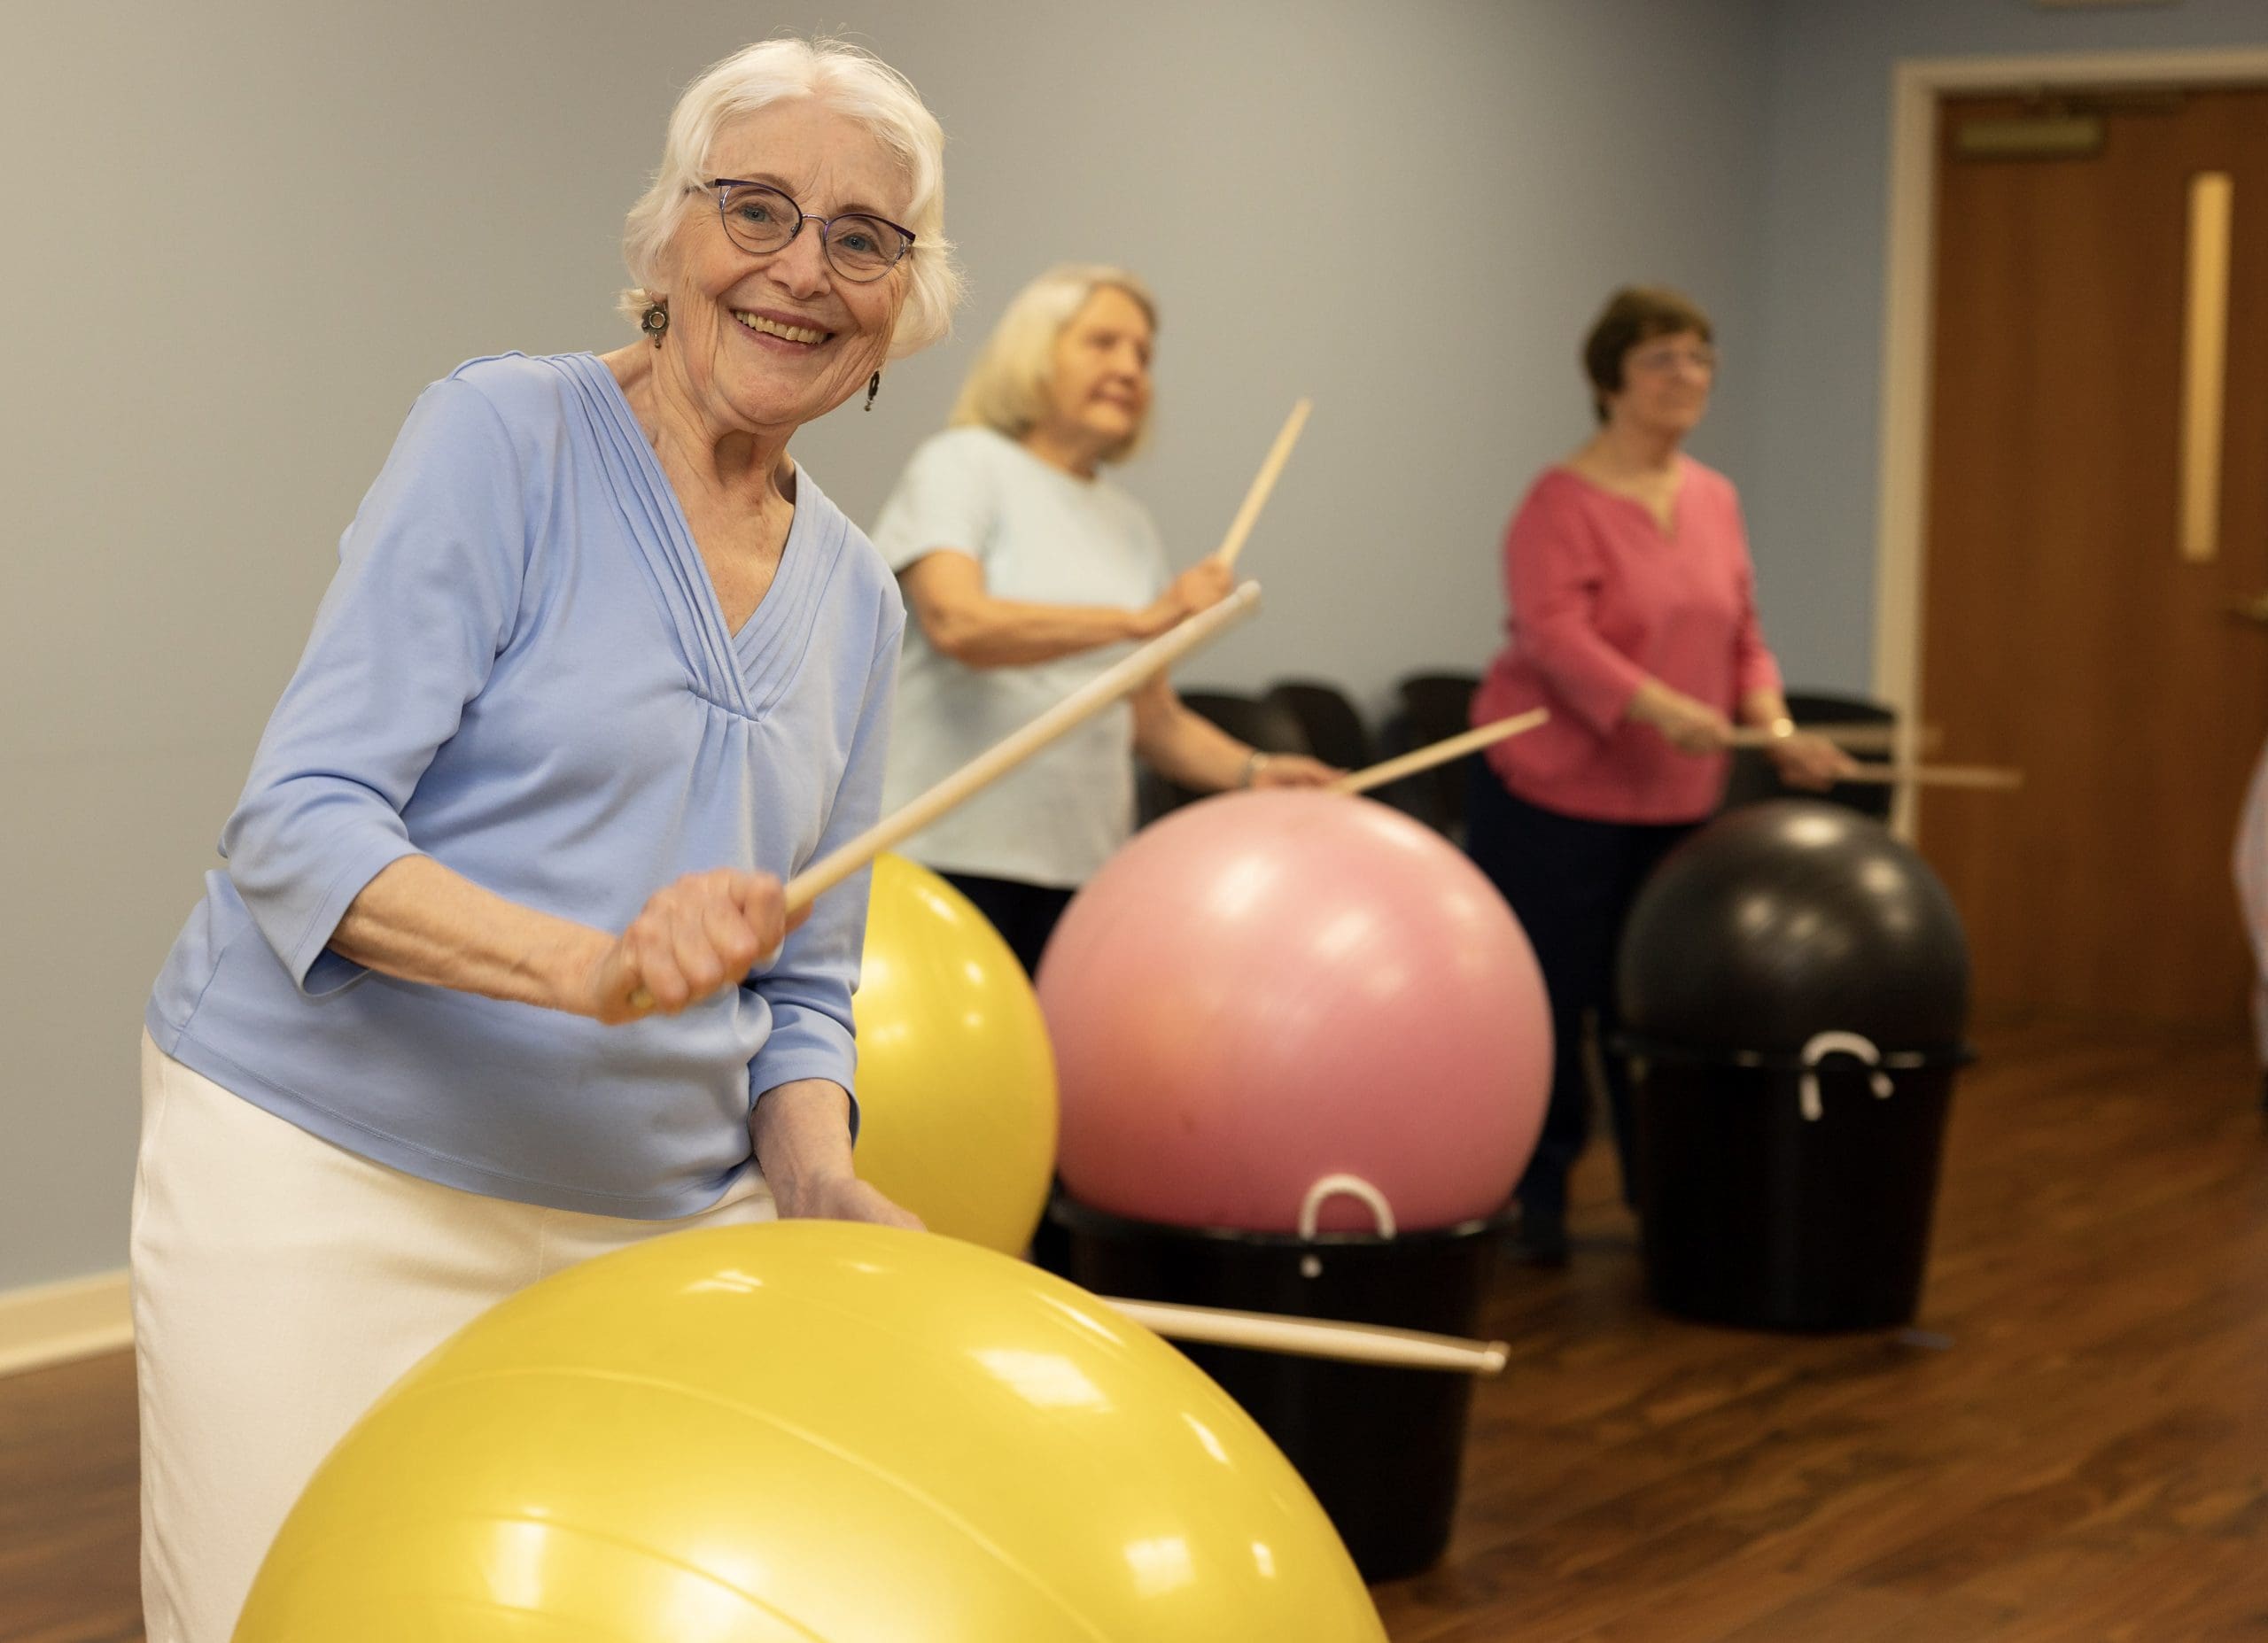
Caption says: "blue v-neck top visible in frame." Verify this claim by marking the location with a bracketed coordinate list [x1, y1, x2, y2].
[147, 353, 905, 1218]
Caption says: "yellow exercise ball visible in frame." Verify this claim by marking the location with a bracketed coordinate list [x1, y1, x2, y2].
[851, 855, 1057, 1253]
[235, 1222, 1386, 1642]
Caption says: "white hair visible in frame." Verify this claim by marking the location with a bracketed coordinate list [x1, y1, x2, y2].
[947, 264, 1158, 463]
[618, 36, 963, 358]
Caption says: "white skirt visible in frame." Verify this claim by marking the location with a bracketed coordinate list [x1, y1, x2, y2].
[128, 1032, 776, 1643]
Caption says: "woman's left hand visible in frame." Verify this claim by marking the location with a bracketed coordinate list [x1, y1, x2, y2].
[1248, 753, 1343, 789]
[773, 1172, 926, 1231]
[752, 1078, 925, 1231]
[1767, 731, 1858, 791]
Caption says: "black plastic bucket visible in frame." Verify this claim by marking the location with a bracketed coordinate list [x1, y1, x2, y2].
[1048, 1194, 1503, 1582]
[1616, 802, 1974, 1331]
[1629, 1040, 1969, 1329]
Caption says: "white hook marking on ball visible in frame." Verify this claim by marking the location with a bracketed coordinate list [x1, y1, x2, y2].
[1298, 1174, 1397, 1243]
[1798, 1031, 1893, 1122]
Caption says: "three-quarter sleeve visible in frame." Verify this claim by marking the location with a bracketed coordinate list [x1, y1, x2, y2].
[220, 378, 530, 994]
[747, 614, 905, 1138]
[869, 430, 999, 575]
[1503, 484, 1650, 735]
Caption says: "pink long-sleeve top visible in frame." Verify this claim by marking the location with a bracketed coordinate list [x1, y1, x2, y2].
[1472, 457, 1783, 825]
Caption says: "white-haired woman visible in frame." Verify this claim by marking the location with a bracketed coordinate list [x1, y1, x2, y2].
[133, 39, 959, 1640]
[873, 264, 1336, 973]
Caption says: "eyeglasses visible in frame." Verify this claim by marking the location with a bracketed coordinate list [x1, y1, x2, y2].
[705, 178, 915, 283]
[1629, 342, 1718, 376]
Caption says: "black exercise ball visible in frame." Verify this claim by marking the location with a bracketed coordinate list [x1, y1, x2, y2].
[1618, 800, 1969, 1054]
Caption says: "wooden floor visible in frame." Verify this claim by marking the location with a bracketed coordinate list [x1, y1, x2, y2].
[1, 1350, 138, 1643]
[5, 1019, 2264, 1641]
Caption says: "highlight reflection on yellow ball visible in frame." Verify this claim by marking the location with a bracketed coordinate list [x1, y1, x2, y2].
[851, 855, 1057, 1253]
[235, 1222, 1386, 1643]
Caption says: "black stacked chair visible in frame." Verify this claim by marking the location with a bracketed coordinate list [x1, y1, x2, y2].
[1264, 678, 1375, 774]
[1373, 672, 1480, 843]
[1135, 690, 1312, 825]
[1719, 690, 1898, 823]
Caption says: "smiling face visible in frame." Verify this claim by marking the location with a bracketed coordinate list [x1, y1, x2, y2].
[1604, 328, 1715, 440]
[652, 98, 913, 438]
[1037, 285, 1154, 461]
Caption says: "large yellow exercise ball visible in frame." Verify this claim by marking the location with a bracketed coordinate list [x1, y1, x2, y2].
[851, 855, 1057, 1253]
[235, 1222, 1386, 1642]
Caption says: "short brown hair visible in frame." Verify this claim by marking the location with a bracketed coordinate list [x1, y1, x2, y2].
[1581, 286, 1713, 422]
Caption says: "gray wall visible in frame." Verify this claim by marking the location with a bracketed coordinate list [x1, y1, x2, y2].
[5, 0, 1773, 1290]
[1744, 0, 2268, 694]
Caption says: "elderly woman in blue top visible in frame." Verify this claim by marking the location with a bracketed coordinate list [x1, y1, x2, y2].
[133, 39, 962, 1643]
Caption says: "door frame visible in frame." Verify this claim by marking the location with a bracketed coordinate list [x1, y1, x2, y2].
[1873, 45, 2268, 835]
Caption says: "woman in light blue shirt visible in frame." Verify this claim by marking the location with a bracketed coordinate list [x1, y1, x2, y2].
[133, 40, 963, 1642]
[874, 265, 1336, 973]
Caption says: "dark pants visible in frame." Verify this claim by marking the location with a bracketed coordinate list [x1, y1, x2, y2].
[937, 872, 1076, 979]
[1464, 766, 1697, 1218]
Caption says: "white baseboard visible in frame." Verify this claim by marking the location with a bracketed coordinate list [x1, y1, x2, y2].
[0, 1268, 132, 1378]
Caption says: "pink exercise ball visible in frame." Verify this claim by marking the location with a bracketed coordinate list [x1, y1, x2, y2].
[1035, 790, 1550, 1234]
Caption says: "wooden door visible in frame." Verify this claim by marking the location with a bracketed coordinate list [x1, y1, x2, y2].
[1919, 86, 2268, 1027]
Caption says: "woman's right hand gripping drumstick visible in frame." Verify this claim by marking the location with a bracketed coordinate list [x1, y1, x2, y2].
[586, 870, 802, 1024]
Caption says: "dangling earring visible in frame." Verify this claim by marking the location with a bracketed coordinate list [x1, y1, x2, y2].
[865, 371, 882, 412]
[640, 295, 670, 348]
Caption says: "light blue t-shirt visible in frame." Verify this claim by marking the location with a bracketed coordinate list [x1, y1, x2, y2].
[872, 426, 1169, 888]
[146, 353, 905, 1219]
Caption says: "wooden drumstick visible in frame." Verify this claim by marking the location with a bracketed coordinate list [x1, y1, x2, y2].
[625, 584, 1265, 1011]
[1329, 709, 1550, 796]
[1833, 763, 2023, 790]
[1727, 723, 1917, 754]
[1212, 399, 1311, 571]
[1100, 1295, 1509, 1376]
[787, 583, 1261, 914]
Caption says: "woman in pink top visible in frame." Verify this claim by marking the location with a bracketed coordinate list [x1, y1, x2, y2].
[1466, 287, 1850, 1264]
